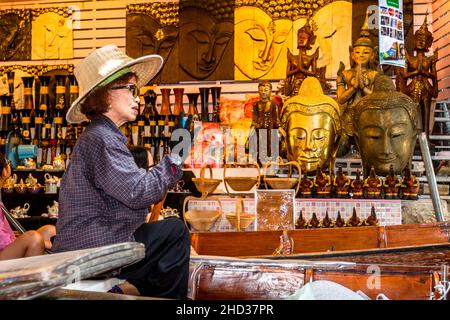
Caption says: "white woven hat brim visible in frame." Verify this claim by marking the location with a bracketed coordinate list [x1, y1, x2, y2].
[66, 54, 163, 124]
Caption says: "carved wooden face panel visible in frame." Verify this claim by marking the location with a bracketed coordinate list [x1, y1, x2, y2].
[126, 13, 179, 83]
[179, 6, 234, 81]
[31, 11, 73, 59]
[0, 11, 31, 61]
[306, 1, 352, 79]
[234, 6, 292, 80]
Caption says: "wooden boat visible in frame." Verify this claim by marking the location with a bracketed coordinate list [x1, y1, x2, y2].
[187, 222, 450, 300]
[188, 243, 449, 300]
[190, 222, 450, 257]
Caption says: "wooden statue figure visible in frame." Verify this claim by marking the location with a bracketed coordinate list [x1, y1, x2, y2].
[299, 172, 313, 198]
[295, 210, 307, 229]
[283, 18, 327, 97]
[320, 210, 334, 228]
[251, 81, 280, 130]
[308, 212, 320, 228]
[313, 167, 332, 198]
[400, 166, 420, 200]
[383, 164, 400, 199]
[396, 15, 438, 141]
[364, 205, 379, 226]
[350, 169, 364, 199]
[336, 14, 378, 154]
[364, 166, 382, 199]
[333, 166, 351, 198]
[335, 211, 345, 228]
[346, 207, 362, 227]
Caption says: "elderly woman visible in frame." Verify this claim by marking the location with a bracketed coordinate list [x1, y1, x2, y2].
[52, 45, 190, 299]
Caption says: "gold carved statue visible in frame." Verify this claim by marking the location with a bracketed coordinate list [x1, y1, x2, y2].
[395, 15, 438, 141]
[283, 18, 327, 97]
[313, 167, 332, 198]
[353, 75, 418, 176]
[280, 76, 341, 173]
[400, 166, 420, 200]
[350, 169, 364, 199]
[333, 166, 350, 198]
[336, 15, 378, 144]
[383, 164, 400, 199]
[363, 166, 382, 199]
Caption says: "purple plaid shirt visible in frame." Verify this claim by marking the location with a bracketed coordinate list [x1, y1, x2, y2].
[52, 115, 182, 252]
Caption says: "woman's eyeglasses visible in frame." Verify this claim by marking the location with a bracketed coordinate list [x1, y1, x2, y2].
[109, 84, 139, 98]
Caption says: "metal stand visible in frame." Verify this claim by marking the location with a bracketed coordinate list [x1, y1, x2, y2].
[418, 132, 445, 222]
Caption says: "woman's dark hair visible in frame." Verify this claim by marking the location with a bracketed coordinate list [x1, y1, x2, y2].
[80, 72, 136, 120]
[128, 145, 151, 170]
[0, 152, 8, 172]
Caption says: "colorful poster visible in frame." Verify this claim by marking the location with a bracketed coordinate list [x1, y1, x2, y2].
[378, 0, 405, 67]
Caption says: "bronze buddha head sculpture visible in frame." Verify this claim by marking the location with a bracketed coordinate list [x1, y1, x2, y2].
[353, 75, 418, 175]
[280, 77, 341, 173]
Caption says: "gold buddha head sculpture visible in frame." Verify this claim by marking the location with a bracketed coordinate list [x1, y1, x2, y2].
[353, 75, 418, 175]
[280, 77, 341, 173]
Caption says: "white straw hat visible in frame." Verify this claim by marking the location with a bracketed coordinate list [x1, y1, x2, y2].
[66, 45, 163, 123]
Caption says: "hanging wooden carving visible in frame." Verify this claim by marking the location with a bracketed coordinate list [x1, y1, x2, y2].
[234, 2, 294, 80]
[234, 0, 348, 81]
[0, 9, 32, 61]
[179, 0, 234, 81]
[31, 8, 73, 60]
[126, 2, 179, 84]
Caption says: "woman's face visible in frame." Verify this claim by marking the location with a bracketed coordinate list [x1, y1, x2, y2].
[105, 75, 140, 127]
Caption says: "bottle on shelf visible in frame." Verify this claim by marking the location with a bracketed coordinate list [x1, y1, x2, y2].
[199, 87, 210, 122]
[210, 86, 221, 123]
[0, 95, 12, 134]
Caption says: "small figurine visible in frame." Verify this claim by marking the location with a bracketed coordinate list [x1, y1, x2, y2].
[313, 167, 332, 198]
[333, 166, 351, 198]
[336, 14, 379, 155]
[346, 207, 362, 227]
[364, 166, 382, 199]
[251, 81, 280, 130]
[400, 166, 420, 200]
[396, 14, 438, 142]
[308, 212, 321, 228]
[299, 172, 314, 198]
[335, 211, 346, 228]
[295, 210, 308, 229]
[383, 164, 401, 199]
[364, 205, 379, 226]
[283, 18, 328, 97]
[350, 169, 364, 199]
[320, 210, 334, 228]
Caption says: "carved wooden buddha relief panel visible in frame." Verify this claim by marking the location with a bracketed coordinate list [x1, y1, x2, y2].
[0, 9, 31, 61]
[179, 0, 234, 81]
[31, 8, 73, 60]
[234, 5, 292, 81]
[126, 2, 179, 84]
